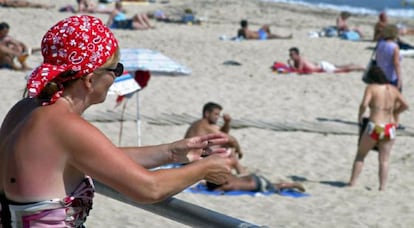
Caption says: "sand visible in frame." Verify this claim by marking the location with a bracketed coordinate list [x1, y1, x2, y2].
[1, 0, 414, 227]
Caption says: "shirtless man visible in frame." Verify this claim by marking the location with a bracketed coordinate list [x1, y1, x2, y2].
[287, 47, 365, 74]
[374, 11, 414, 43]
[0, 22, 30, 70]
[336, 11, 364, 37]
[185, 102, 247, 174]
[237, 19, 292, 40]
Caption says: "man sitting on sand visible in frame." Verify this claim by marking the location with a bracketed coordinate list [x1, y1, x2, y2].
[185, 102, 247, 174]
[336, 11, 364, 38]
[0, 22, 31, 70]
[237, 19, 292, 40]
[287, 47, 365, 74]
[374, 11, 414, 42]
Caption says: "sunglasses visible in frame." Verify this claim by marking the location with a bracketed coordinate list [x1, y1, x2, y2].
[104, 62, 124, 77]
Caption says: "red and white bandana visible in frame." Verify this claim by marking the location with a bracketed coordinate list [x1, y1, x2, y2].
[26, 15, 118, 104]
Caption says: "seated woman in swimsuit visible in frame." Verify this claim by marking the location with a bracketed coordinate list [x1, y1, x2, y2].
[348, 66, 408, 191]
[0, 15, 234, 227]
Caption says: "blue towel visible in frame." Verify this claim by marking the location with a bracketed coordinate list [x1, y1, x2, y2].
[184, 183, 310, 198]
[340, 31, 360, 41]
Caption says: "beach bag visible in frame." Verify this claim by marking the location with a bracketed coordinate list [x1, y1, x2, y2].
[358, 117, 379, 151]
[362, 43, 378, 84]
[324, 26, 338, 37]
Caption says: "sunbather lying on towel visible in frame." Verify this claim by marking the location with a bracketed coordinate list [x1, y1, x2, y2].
[237, 20, 292, 40]
[205, 173, 305, 193]
[287, 47, 365, 74]
[0, 0, 53, 8]
[107, 1, 154, 30]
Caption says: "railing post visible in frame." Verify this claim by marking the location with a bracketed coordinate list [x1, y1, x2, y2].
[94, 181, 266, 228]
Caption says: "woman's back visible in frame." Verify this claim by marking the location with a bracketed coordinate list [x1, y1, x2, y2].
[1, 99, 84, 202]
[367, 84, 399, 124]
[0, 98, 39, 189]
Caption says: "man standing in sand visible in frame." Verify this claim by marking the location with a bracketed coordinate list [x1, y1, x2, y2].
[185, 102, 247, 174]
[287, 47, 365, 74]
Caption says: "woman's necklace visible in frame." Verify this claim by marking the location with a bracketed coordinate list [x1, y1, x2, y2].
[61, 96, 75, 112]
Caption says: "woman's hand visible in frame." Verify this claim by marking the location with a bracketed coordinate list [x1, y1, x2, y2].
[169, 133, 229, 163]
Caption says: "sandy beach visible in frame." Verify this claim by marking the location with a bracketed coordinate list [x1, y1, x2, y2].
[1, 0, 414, 227]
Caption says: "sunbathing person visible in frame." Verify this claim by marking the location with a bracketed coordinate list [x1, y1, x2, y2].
[107, 1, 154, 30]
[374, 11, 414, 41]
[336, 11, 364, 37]
[373, 12, 414, 51]
[0, 0, 53, 8]
[147, 8, 201, 25]
[204, 173, 305, 193]
[237, 19, 292, 40]
[287, 47, 365, 74]
[0, 22, 31, 70]
[185, 102, 248, 174]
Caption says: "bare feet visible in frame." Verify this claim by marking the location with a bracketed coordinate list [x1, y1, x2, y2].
[276, 182, 306, 192]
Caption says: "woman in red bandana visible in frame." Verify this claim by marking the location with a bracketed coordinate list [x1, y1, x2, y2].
[0, 15, 234, 227]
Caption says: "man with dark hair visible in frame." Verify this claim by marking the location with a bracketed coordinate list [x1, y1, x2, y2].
[287, 46, 365, 74]
[237, 19, 292, 40]
[185, 102, 247, 174]
[0, 22, 30, 70]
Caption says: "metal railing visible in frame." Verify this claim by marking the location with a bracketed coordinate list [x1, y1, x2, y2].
[94, 181, 266, 228]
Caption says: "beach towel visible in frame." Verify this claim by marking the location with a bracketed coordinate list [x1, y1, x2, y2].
[400, 49, 414, 57]
[271, 62, 296, 74]
[120, 48, 191, 75]
[184, 183, 310, 198]
[340, 31, 360, 41]
[219, 35, 244, 41]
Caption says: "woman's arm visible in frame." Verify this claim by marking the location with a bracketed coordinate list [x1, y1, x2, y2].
[393, 45, 402, 89]
[60, 119, 233, 203]
[394, 89, 409, 115]
[120, 133, 229, 169]
[358, 86, 371, 123]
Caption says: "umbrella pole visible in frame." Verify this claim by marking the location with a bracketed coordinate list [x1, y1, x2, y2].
[136, 92, 141, 146]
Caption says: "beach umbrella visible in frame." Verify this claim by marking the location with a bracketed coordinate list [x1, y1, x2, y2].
[109, 70, 151, 146]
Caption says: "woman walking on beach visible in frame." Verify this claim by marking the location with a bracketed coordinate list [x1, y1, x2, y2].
[376, 24, 402, 91]
[348, 66, 408, 191]
[0, 15, 234, 227]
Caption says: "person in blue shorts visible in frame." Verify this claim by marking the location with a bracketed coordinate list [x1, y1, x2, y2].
[237, 19, 292, 40]
[106, 1, 154, 30]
